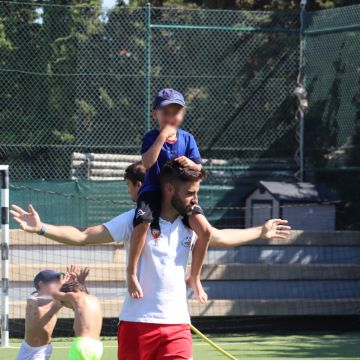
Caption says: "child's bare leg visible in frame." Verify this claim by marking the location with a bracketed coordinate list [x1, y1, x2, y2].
[127, 223, 150, 299]
[187, 213, 211, 304]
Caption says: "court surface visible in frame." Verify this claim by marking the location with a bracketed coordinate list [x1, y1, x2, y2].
[1, 333, 359, 359]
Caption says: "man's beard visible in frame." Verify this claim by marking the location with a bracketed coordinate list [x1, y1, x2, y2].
[171, 193, 193, 217]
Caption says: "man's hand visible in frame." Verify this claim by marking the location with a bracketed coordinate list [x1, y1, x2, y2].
[260, 219, 291, 240]
[175, 156, 201, 170]
[10, 204, 42, 233]
[160, 125, 177, 140]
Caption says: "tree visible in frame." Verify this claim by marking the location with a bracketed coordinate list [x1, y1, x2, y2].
[0, 1, 43, 161]
[129, 0, 360, 10]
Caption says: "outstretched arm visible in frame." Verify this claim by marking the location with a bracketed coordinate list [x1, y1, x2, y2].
[10, 204, 113, 246]
[209, 219, 291, 248]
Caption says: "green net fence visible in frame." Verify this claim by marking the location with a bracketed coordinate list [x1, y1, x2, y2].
[303, 5, 360, 171]
[0, 2, 300, 180]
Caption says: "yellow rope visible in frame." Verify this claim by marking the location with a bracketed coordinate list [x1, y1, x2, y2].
[190, 324, 238, 360]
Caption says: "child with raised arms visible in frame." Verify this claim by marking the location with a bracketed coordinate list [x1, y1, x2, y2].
[127, 88, 211, 304]
[50, 273, 103, 360]
[15, 266, 88, 360]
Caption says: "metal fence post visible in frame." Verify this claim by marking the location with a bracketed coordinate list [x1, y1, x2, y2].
[0, 165, 9, 348]
[144, 3, 152, 132]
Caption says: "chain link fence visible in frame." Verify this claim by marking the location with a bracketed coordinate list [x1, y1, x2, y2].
[303, 5, 360, 171]
[0, 3, 300, 180]
[2, 2, 360, 342]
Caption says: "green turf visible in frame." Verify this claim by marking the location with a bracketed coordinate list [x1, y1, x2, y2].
[1, 333, 360, 359]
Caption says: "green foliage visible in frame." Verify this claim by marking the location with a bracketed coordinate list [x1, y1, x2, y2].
[129, 0, 360, 11]
[52, 130, 76, 144]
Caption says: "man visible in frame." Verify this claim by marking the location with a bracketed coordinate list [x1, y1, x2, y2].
[11, 161, 290, 359]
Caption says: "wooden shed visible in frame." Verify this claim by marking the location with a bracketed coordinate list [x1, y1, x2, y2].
[245, 181, 339, 230]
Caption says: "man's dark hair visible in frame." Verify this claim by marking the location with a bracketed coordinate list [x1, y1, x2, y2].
[159, 159, 206, 187]
[124, 161, 146, 185]
[60, 280, 88, 294]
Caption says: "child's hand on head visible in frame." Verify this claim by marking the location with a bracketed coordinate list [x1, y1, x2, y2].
[175, 156, 200, 169]
[160, 125, 177, 140]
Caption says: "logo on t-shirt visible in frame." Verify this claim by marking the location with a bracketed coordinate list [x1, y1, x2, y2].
[181, 235, 192, 248]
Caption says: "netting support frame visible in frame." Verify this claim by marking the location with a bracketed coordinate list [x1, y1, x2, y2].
[0, 165, 9, 348]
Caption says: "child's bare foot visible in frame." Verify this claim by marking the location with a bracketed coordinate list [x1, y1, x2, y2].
[186, 276, 208, 304]
[127, 273, 143, 299]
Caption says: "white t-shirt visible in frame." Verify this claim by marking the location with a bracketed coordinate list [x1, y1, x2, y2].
[104, 209, 196, 324]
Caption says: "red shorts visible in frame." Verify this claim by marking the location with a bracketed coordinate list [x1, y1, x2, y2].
[118, 321, 192, 360]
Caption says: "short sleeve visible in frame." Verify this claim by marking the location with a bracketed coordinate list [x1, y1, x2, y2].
[187, 134, 202, 164]
[103, 209, 135, 243]
[141, 130, 157, 154]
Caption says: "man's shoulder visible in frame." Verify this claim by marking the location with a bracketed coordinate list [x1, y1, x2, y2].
[103, 209, 135, 243]
[105, 209, 135, 226]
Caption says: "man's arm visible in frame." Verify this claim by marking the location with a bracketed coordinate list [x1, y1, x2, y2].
[209, 219, 291, 248]
[10, 204, 113, 246]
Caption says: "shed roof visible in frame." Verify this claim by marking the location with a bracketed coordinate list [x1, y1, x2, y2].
[257, 181, 340, 203]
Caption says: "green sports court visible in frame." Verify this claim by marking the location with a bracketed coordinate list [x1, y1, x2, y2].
[2, 334, 360, 360]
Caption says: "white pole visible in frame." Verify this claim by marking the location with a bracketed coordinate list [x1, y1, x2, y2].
[0, 165, 9, 348]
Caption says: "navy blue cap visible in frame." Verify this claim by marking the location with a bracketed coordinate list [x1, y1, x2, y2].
[33, 269, 63, 290]
[153, 88, 185, 110]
